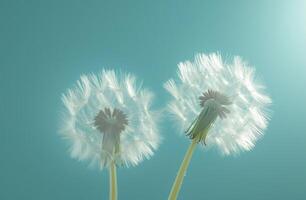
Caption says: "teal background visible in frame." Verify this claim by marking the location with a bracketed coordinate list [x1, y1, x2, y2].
[1, 0, 306, 199]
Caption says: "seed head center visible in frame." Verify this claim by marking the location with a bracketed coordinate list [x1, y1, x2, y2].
[94, 107, 128, 134]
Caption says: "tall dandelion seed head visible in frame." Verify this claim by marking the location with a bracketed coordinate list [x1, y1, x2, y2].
[164, 53, 271, 155]
[60, 70, 160, 169]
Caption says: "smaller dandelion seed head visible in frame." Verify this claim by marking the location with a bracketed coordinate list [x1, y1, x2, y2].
[60, 70, 160, 169]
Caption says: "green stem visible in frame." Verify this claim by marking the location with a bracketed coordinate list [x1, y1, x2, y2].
[109, 160, 117, 200]
[168, 139, 198, 200]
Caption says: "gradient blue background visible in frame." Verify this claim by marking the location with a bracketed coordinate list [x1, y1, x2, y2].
[1, 0, 306, 199]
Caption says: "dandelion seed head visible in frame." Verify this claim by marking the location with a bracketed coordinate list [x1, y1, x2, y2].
[164, 53, 271, 155]
[60, 70, 160, 169]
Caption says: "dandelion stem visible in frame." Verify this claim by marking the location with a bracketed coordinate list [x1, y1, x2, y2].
[168, 138, 197, 200]
[109, 160, 117, 200]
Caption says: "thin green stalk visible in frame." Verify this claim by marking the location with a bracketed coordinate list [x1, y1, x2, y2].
[168, 139, 197, 200]
[109, 160, 117, 200]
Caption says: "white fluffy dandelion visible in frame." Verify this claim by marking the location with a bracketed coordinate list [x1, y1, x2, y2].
[60, 69, 160, 200]
[165, 53, 271, 200]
